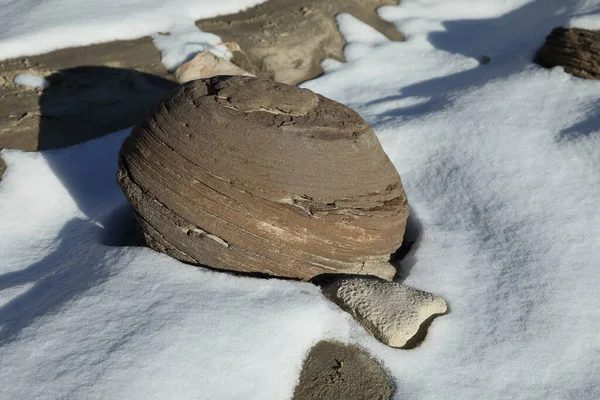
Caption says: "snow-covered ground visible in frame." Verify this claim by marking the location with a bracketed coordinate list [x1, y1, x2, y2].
[0, 0, 266, 60]
[1, 0, 600, 399]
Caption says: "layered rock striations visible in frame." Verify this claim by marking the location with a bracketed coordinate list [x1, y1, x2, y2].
[118, 75, 408, 280]
[536, 27, 600, 79]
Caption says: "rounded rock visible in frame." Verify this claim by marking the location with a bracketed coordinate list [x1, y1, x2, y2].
[117, 75, 408, 280]
[536, 27, 600, 79]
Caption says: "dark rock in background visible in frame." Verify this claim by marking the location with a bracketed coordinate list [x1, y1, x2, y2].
[0, 39, 175, 151]
[536, 27, 600, 79]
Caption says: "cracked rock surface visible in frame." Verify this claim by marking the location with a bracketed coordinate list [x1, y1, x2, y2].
[322, 276, 447, 348]
[117, 75, 408, 280]
[536, 27, 600, 79]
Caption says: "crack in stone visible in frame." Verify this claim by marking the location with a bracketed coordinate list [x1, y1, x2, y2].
[181, 225, 230, 248]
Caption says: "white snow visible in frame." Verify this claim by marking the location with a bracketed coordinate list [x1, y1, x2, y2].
[152, 23, 232, 72]
[2, 0, 600, 399]
[13, 73, 50, 90]
[0, 134, 353, 399]
[0, 0, 266, 61]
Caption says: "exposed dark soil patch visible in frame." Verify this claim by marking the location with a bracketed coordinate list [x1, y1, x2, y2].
[293, 340, 393, 400]
[0, 38, 173, 151]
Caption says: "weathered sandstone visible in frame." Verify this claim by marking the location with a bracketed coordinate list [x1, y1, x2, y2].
[322, 276, 447, 348]
[536, 27, 600, 79]
[117, 75, 408, 280]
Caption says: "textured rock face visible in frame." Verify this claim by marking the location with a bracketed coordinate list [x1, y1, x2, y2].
[117, 75, 408, 280]
[292, 341, 392, 400]
[536, 27, 600, 79]
[322, 277, 447, 348]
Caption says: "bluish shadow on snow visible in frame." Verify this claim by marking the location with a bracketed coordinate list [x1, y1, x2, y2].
[391, 205, 422, 282]
[369, 0, 587, 124]
[557, 104, 600, 142]
[0, 132, 133, 345]
[0, 219, 114, 345]
[0, 68, 176, 345]
[427, 0, 572, 63]
[36, 67, 177, 246]
[39, 129, 138, 246]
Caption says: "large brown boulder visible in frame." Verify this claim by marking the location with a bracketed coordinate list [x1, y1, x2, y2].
[536, 27, 600, 79]
[117, 75, 408, 280]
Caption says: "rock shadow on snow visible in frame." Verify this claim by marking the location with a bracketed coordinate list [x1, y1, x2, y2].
[390, 205, 422, 282]
[367, 0, 583, 125]
[557, 104, 600, 143]
[426, 0, 573, 64]
[37, 66, 178, 246]
[0, 219, 112, 346]
[0, 67, 178, 344]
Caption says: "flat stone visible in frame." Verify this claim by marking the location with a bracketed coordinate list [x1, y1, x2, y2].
[117, 75, 408, 280]
[197, 0, 403, 85]
[321, 276, 447, 348]
[292, 341, 392, 400]
[536, 27, 600, 79]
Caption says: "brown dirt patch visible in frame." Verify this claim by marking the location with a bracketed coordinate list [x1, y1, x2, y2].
[0, 38, 174, 151]
[293, 340, 393, 400]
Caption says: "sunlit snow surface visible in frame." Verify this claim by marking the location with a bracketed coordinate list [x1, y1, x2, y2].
[2, 0, 600, 399]
[152, 23, 232, 72]
[0, 0, 266, 60]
